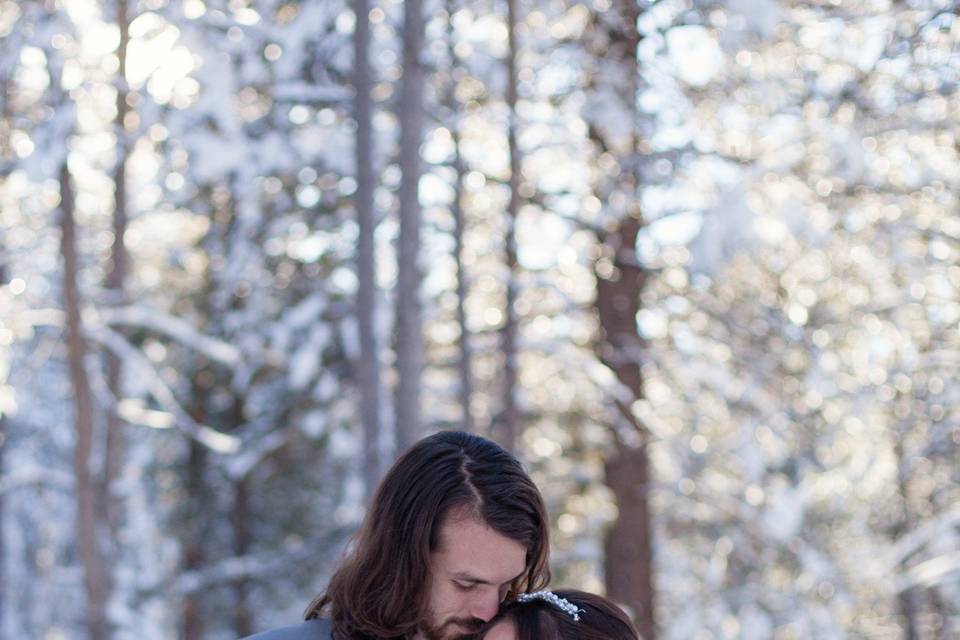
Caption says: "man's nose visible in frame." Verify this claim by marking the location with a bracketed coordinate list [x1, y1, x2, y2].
[470, 592, 501, 622]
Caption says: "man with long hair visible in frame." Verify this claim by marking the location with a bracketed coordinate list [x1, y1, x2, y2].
[244, 430, 551, 640]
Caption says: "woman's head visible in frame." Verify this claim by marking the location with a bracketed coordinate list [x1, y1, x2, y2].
[483, 589, 639, 640]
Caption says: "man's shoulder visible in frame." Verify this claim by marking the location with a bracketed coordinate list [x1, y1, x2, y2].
[242, 618, 334, 640]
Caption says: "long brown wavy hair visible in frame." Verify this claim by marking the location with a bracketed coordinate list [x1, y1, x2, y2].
[305, 431, 551, 639]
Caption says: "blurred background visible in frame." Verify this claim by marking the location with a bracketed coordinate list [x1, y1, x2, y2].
[1, 0, 959, 638]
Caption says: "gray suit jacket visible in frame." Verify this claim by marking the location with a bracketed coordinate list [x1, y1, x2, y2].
[242, 618, 334, 640]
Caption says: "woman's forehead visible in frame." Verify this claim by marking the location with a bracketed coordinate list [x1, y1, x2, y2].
[482, 619, 517, 640]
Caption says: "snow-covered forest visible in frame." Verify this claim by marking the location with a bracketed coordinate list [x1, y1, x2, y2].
[1, 0, 958, 637]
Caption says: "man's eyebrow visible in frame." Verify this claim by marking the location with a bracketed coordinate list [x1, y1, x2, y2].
[451, 570, 526, 585]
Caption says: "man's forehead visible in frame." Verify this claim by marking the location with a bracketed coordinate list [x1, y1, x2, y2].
[434, 516, 528, 580]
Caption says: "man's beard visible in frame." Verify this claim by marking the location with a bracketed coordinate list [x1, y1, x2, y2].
[418, 616, 485, 640]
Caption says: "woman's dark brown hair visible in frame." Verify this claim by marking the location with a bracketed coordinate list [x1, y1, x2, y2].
[488, 589, 639, 640]
[305, 430, 551, 639]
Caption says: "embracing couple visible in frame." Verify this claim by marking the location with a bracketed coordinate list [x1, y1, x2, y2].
[245, 431, 637, 640]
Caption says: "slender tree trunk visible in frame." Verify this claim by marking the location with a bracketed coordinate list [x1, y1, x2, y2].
[451, 160, 474, 431]
[181, 436, 208, 640]
[892, 433, 919, 640]
[0, 35, 14, 177]
[1, 28, 17, 640]
[181, 199, 225, 640]
[231, 476, 253, 637]
[446, 0, 474, 433]
[394, 0, 425, 451]
[0, 412, 5, 637]
[928, 590, 947, 639]
[61, 162, 111, 640]
[452, 141, 473, 433]
[0, 262, 6, 636]
[180, 368, 214, 640]
[228, 396, 253, 637]
[500, 0, 521, 452]
[895, 590, 919, 640]
[353, 0, 385, 495]
[104, 0, 131, 553]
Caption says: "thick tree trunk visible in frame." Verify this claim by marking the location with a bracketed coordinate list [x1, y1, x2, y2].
[604, 440, 655, 638]
[353, 0, 385, 495]
[589, 0, 657, 635]
[595, 216, 656, 640]
[61, 162, 111, 640]
[394, 0, 425, 451]
[500, 0, 521, 452]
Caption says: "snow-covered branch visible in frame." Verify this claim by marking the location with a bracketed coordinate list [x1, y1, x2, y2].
[271, 82, 351, 104]
[895, 551, 960, 593]
[170, 528, 352, 595]
[888, 504, 960, 568]
[98, 306, 242, 367]
[171, 544, 310, 595]
[222, 428, 289, 480]
[86, 325, 241, 454]
[0, 467, 74, 494]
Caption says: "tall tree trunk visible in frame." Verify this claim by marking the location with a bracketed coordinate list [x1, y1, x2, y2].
[452, 135, 473, 434]
[104, 0, 131, 553]
[500, 0, 521, 452]
[394, 0, 425, 450]
[229, 397, 253, 637]
[595, 217, 656, 640]
[446, 0, 473, 433]
[181, 196, 226, 639]
[61, 162, 111, 640]
[589, 0, 657, 635]
[353, 0, 385, 495]
[1, 25, 17, 640]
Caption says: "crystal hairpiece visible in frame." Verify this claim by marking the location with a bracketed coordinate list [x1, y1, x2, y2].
[517, 591, 583, 621]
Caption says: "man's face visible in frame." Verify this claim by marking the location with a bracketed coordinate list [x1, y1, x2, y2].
[418, 514, 527, 640]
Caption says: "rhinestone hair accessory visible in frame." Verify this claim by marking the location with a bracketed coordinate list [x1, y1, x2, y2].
[517, 590, 583, 621]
